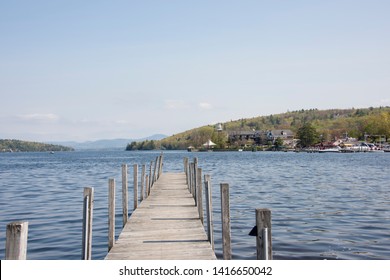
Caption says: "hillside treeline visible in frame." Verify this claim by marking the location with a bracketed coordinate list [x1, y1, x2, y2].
[228, 107, 390, 141]
[0, 139, 74, 152]
[128, 107, 390, 150]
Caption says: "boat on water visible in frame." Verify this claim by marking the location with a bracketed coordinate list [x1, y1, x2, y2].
[366, 143, 384, 152]
[318, 146, 341, 153]
[381, 144, 390, 152]
[340, 142, 388, 153]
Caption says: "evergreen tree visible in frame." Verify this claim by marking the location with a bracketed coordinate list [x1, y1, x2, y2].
[274, 137, 284, 151]
[296, 123, 319, 148]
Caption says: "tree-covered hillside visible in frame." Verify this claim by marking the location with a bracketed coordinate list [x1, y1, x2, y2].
[127, 107, 390, 150]
[0, 139, 74, 152]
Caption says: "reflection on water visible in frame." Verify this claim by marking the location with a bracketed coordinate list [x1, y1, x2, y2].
[0, 151, 389, 260]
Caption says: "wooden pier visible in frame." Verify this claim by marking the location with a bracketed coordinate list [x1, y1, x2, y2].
[5, 155, 271, 260]
[105, 172, 217, 260]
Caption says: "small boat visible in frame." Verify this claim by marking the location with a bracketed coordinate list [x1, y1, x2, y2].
[318, 147, 341, 153]
[238, 149, 243, 152]
[366, 143, 384, 152]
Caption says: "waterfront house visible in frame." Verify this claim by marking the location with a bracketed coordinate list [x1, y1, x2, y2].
[266, 130, 294, 142]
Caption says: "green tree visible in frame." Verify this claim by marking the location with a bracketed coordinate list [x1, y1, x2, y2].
[273, 137, 284, 151]
[211, 131, 227, 149]
[126, 141, 138, 150]
[296, 122, 319, 148]
[190, 126, 214, 147]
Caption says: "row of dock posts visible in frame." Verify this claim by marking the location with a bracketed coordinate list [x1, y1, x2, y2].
[184, 157, 214, 251]
[183, 157, 232, 259]
[4, 154, 164, 260]
[85, 153, 164, 259]
[183, 157, 272, 260]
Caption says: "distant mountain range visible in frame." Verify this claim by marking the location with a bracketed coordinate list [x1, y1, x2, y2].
[50, 134, 167, 150]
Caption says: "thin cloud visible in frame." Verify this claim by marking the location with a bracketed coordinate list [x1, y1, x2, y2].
[164, 100, 189, 110]
[199, 102, 213, 110]
[18, 113, 59, 122]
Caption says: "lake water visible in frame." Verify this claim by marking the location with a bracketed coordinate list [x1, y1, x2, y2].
[1, 150, 389, 260]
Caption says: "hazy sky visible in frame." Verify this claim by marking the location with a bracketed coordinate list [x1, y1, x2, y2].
[1, 0, 389, 142]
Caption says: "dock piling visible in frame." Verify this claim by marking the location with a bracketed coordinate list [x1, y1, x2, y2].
[145, 175, 150, 197]
[133, 164, 138, 210]
[158, 153, 163, 179]
[197, 167, 204, 224]
[149, 161, 153, 191]
[184, 157, 189, 184]
[108, 179, 115, 251]
[5, 221, 28, 260]
[189, 162, 194, 195]
[204, 175, 214, 251]
[82, 187, 94, 260]
[220, 183, 232, 260]
[141, 164, 146, 201]
[152, 157, 158, 186]
[122, 164, 128, 227]
[193, 158, 198, 203]
[255, 208, 272, 260]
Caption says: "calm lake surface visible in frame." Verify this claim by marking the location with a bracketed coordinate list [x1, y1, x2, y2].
[1, 150, 389, 260]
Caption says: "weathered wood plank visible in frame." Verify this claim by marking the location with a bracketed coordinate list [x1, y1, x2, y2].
[105, 172, 216, 260]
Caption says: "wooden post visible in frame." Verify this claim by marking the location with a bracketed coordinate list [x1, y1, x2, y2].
[197, 168, 204, 224]
[189, 163, 194, 195]
[183, 157, 187, 172]
[141, 164, 146, 201]
[122, 164, 128, 227]
[256, 208, 272, 260]
[5, 221, 28, 260]
[158, 153, 163, 179]
[133, 164, 138, 210]
[220, 183, 232, 260]
[108, 179, 115, 252]
[82, 187, 94, 260]
[184, 157, 189, 185]
[152, 156, 158, 185]
[204, 175, 214, 251]
[145, 175, 150, 198]
[149, 161, 153, 190]
[193, 158, 198, 203]
[187, 161, 190, 191]
[154, 156, 160, 179]
[156, 155, 160, 179]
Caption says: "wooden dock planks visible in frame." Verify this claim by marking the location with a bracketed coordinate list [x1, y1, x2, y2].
[105, 172, 216, 260]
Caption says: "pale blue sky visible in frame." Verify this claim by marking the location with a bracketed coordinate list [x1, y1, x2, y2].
[1, 0, 389, 141]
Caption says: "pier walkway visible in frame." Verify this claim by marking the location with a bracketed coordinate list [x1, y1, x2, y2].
[105, 172, 216, 260]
